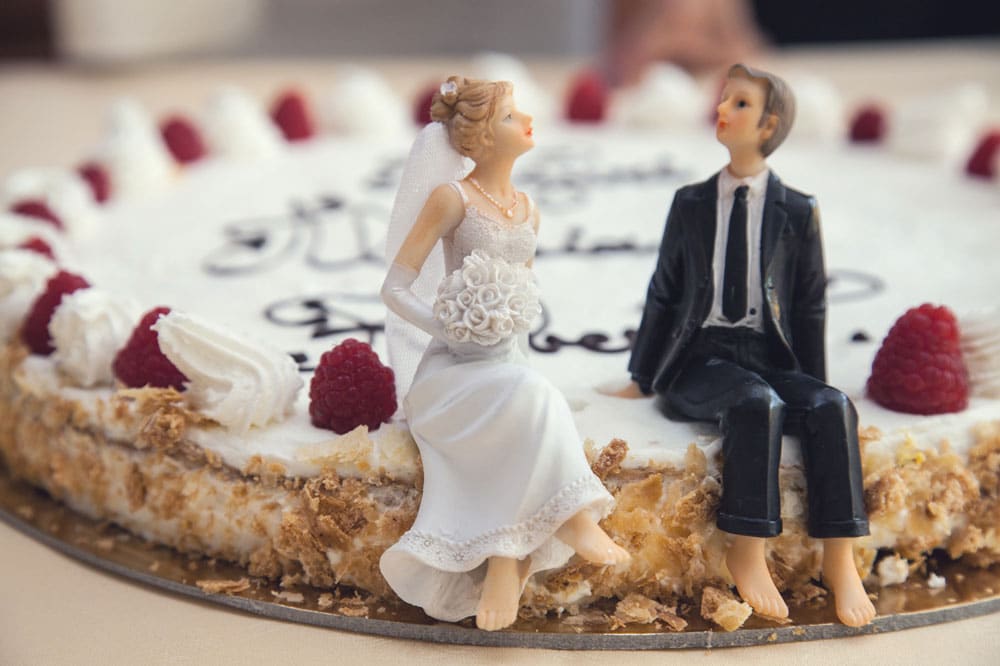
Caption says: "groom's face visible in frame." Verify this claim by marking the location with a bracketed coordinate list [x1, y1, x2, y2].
[715, 77, 775, 157]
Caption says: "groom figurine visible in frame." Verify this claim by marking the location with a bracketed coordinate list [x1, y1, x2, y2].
[615, 64, 875, 627]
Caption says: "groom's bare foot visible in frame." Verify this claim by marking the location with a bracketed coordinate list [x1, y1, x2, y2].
[726, 535, 788, 619]
[823, 538, 876, 627]
[476, 557, 521, 631]
[555, 511, 631, 565]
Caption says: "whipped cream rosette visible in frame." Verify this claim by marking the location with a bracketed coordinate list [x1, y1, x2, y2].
[433, 249, 541, 348]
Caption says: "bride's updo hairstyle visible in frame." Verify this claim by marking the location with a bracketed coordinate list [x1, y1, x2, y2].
[430, 76, 513, 161]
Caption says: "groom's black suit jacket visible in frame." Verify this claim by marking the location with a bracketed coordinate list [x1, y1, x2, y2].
[629, 171, 828, 395]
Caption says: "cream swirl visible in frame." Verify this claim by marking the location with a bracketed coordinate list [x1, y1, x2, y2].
[0, 249, 58, 342]
[204, 86, 285, 161]
[50, 288, 141, 387]
[961, 308, 1000, 398]
[152, 311, 303, 433]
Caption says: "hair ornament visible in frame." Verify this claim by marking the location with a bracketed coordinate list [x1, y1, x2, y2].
[440, 81, 458, 97]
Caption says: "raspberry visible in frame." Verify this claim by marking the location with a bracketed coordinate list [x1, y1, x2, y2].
[271, 89, 314, 142]
[413, 82, 437, 126]
[17, 236, 56, 260]
[867, 304, 969, 414]
[965, 130, 1000, 179]
[113, 307, 189, 390]
[849, 104, 888, 143]
[309, 339, 396, 434]
[77, 161, 111, 203]
[21, 271, 90, 355]
[566, 69, 609, 123]
[11, 199, 63, 230]
[161, 115, 207, 164]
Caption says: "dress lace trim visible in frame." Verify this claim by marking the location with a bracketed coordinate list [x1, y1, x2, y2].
[395, 474, 614, 572]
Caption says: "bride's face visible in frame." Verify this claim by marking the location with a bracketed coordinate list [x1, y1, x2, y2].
[487, 92, 534, 160]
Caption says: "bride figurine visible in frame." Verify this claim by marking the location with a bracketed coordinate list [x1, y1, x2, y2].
[379, 76, 629, 631]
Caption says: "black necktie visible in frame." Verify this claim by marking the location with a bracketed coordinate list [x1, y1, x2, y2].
[722, 185, 749, 323]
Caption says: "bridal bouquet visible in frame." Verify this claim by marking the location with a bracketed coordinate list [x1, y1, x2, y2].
[433, 249, 541, 348]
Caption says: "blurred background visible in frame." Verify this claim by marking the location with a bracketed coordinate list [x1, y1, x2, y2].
[2, 0, 998, 71]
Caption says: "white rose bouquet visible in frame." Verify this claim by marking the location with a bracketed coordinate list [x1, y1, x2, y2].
[433, 249, 541, 349]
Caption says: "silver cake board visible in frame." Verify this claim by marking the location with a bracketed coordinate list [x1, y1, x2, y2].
[2, 468, 998, 650]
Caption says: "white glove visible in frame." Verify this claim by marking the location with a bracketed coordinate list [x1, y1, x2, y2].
[380, 262, 447, 341]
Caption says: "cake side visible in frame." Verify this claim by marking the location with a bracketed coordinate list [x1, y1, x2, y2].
[4, 341, 998, 622]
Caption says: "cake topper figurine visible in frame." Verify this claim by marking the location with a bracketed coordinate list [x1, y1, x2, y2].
[612, 64, 876, 627]
[379, 76, 628, 631]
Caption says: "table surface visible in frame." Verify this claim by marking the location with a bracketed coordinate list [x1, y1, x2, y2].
[2, 42, 1000, 664]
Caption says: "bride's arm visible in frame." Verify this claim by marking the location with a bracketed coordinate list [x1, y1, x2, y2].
[381, 184, 465, 339]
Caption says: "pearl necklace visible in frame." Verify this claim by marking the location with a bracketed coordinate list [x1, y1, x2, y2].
[468, 177, 518, 219]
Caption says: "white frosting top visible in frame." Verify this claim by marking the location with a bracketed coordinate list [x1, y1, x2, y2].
[204, 86, 285, 161]
[152, 310, 304, 433]
[10, 123, 999, 481]
[49, 288, 140, 387]
[0, 249, 58, 342]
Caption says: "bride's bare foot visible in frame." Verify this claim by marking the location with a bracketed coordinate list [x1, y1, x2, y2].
[725, 535, 788, 619]
[476, 557, 521, 631]
[555, 510, 630, 565]
[823, 538, 877, 627]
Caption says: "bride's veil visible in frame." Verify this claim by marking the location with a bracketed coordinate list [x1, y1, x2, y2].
[384, 121, 472, 407]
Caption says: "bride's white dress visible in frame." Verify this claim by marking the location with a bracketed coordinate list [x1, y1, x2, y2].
[379, 182, 615, 622]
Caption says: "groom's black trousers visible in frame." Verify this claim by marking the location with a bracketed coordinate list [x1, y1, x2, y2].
[658, 326, 869, 539]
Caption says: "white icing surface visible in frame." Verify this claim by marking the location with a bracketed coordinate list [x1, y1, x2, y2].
[783, 73, 845, 145]
[153, 310, 303, 433]
[0, 249, 58, 342]
[50, 287, 141, 387]
[204, 86, 285, 161]
[19, 123, 1000, 478]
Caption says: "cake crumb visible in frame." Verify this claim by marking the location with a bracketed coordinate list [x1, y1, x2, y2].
[591, 438, 628, 480]
[876, 555, 910, 586]
[792, 627, 806, 636]
[611, 593, 686, 631]
[927, 573, 946, 590]
[196, 578, 251, 595]
[272, 590, 305, 604]
[148, 561, 161, 573]
[317, 593, 335, 609]
[700, 586, 752, 631]
[95, 537, 115, 551]
[15, 505, 34, 520]
[767, 632, 778, 642]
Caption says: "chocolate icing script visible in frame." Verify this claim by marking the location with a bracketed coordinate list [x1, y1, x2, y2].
[200, 146, 885, 370]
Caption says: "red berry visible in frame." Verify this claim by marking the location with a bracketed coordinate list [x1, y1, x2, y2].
[11, 199, 63, 230]
[413, 83, 437, 126]
[867, 304, 969, 415]
[309, 339, 396, 434]
[20, 271, 90, 355]
[965, 130, 1000, 179]
[566, 69, 609, 123]
[161, 115, 207, 164]
[271, 89, 314, 141]
[850, 104, 888, 143]
[17, 236, 56, 260]
[113, 307, 189, 390]
[77, 161, 112, 203]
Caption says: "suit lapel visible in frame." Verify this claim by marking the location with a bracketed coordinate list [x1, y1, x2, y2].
[761, 171, 788, 274]
[690, 174, 718, 271]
